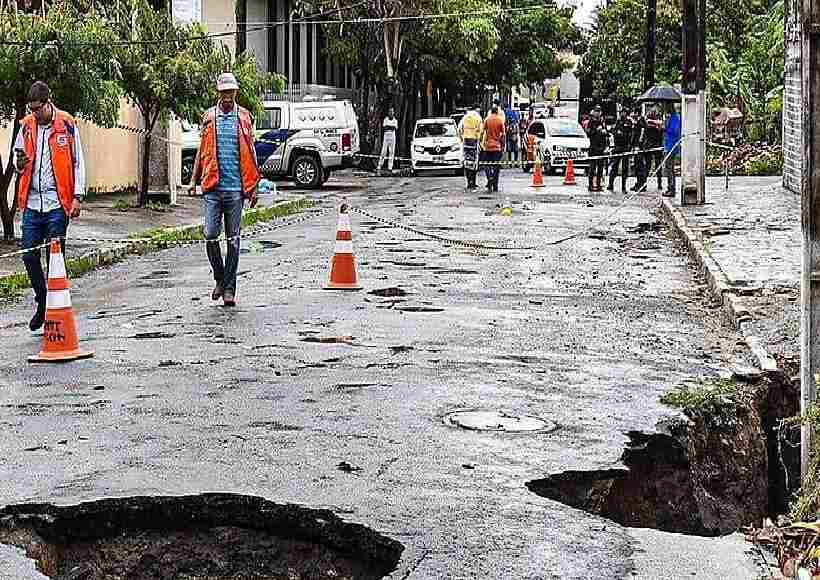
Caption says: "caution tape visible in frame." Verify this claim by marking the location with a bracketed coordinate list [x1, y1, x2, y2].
[351, 206, 536, 252]
[0, 203, 331, 261]
[110, 121, 668, 168]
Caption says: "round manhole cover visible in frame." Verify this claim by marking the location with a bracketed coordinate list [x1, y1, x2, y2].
[443, 410, 557, 433]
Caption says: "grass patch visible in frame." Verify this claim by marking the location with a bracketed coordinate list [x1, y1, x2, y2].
[0, 272, 31, 299]
[660, 377, 742, 427]
[787, 403, 820, 521]
[113, 199, 132, 212]
[0, 198, 312, 301]
[242, 198, 314, 228]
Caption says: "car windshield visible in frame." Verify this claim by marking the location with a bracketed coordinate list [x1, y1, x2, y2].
[415, 123, 456, 138]
[547, 120, 586, 138]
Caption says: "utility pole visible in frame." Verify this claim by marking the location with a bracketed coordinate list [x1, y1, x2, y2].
[643, 0, 657, 90]
[801, 0, 820, 480]
[680, 0, 706, 205]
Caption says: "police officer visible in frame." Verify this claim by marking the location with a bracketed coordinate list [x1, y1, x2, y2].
[585, 106, 609, 192]
[643, 108, 665, 192]
[607, 108, 633, 193]
[630, 107, 648, 191]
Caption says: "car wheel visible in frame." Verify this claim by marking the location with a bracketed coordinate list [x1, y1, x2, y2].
[455, 167, 464, 177]
[292, 155, 322, 189]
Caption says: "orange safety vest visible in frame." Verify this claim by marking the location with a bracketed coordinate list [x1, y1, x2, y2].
[199, 105, 261, 195]
[17, 108, 77, 214]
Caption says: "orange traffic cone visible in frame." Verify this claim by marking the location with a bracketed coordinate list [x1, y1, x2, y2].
[324, 203, 362, 290]
[563, 159, 577, 186]
[29, 240, 94, 363]
[531, 156, 545, 188]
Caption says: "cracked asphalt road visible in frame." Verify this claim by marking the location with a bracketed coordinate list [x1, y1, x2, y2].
[0, 171, 765, 579]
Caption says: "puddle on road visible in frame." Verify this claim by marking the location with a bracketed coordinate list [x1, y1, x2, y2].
[368, 287, 408, 298]
[394, 305, 444, 313]
[0, 494, 403, 580]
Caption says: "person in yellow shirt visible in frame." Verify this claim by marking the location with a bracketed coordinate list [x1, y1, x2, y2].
[458, 105, 483, 189]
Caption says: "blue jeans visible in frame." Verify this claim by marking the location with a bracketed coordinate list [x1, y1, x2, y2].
[483, 150, 503, 191]
[21, 208, 68, 305]
[203, 190, 243, 294]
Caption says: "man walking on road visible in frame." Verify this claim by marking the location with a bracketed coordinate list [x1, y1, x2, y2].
[482, 105, 505, 192]
[458, 105, 483, 189]
[377, 107, 398, 175]
[663, 104, 682, 197]
[189, 72, 260, 307]
[14, 81, 85, 332]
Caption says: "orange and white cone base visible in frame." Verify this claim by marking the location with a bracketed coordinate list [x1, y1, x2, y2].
[564, 159, 577, 186]
[531, 157, 545, 188]
[28, 240, 94, 363]
[325, 205, 361, 291]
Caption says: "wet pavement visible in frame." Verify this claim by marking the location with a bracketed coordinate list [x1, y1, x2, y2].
[0, 169, 767, 579]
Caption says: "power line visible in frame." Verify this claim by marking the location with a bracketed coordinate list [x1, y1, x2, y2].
[0, 5, 550, 48]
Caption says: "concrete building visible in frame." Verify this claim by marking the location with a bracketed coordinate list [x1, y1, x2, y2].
[238, 0, 356, 100]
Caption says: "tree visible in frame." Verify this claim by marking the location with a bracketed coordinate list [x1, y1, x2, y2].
[0, 3, 120, 240]
[111, 0, 281, 206]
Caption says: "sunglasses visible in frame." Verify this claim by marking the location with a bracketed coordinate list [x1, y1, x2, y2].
[27, 101, 49, 114]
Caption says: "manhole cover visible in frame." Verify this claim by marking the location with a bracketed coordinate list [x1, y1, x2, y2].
[444, 410, 557, 433]
[0, 494, 403, 580]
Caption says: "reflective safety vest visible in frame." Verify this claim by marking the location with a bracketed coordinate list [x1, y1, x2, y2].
[17, 108, 77, 214]
[199, 105, 261, 195]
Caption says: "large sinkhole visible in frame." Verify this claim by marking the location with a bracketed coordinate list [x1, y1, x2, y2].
[527, 430, 719, 537]
[0, 493, 404, 580]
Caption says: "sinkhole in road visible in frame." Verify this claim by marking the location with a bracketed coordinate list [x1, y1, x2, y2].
[0, 493, 404, 580]
[526, 431, 717, 536]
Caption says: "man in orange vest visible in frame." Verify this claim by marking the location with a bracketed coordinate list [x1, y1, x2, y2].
[14, 81, 85, 332]
[189, 72, 261, 307]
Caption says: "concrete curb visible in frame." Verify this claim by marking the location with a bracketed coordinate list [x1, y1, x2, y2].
[0, 197, 308, 297]
[658, 197, 780, 374]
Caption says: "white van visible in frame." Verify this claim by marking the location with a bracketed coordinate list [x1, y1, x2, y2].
[255, 99, 360, 188]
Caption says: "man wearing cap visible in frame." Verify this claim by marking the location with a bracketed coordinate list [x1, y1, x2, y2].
[189, 72, 261, 307]
[14, 81, 86, 332]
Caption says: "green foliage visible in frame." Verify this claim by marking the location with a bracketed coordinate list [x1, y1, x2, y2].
[788, 403, 820, 521]
[660, 377, 742, 426]
[113, 199, 132, 212]
[579, 0, 682, 100]
[241, 198, 314, 228]
[0, 272, 30, 299]
[743, 149, 783, 176]
[0, 4, 121, 127]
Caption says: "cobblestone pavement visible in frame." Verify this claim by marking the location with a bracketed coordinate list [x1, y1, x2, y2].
[666, 176, 801, 359]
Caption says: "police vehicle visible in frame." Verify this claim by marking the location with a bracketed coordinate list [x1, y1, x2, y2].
[254, 97, 360, 188]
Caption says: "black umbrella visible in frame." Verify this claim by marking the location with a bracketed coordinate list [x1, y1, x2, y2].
[637, 84, 682, 102]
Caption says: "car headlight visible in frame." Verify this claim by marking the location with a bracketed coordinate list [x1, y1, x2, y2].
[414, 145, 424, 153]
[451, 144, 461, 151]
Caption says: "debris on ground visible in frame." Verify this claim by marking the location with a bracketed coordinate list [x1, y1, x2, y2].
[747, 519, 820, 578]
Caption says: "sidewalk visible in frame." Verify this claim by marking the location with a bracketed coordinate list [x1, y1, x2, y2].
[659, 176, 800, 367]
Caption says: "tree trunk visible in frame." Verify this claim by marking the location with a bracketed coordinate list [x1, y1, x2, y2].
[139, 132, 152, 207]
[0, 107, 24, 241]
[138, 107, 157, 207]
